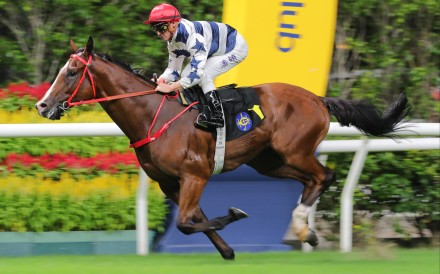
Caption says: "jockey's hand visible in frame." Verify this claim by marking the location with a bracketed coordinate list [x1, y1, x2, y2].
[151, 76, 166, 84]
[155, 82, 182, 93]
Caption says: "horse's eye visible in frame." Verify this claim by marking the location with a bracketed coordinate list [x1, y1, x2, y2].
[66, 70, 76, 78]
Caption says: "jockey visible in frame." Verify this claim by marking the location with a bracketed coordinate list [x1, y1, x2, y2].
[144, 3, 248, 129]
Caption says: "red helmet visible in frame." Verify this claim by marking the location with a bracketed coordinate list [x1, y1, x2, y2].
[144, 3, 181, 25]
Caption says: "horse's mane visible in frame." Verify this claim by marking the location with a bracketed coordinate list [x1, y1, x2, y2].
[75, 48, 157, 86]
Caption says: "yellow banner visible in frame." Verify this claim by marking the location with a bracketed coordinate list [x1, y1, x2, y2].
[216, 0, 338, 96]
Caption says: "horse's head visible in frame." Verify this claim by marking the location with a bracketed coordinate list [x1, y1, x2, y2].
[35, 36, 96, 120]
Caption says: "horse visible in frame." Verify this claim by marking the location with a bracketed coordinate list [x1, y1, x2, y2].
[35, 36, 410, 259]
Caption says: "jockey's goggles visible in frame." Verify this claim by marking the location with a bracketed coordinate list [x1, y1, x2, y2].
[151, 22, 169, 33]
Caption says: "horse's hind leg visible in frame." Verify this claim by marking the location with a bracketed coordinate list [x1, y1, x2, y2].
[292, 159, 335, 246]
[261, 102, 336, 245]
[288, 157, 335, 246]
[249, 152, 335, 246]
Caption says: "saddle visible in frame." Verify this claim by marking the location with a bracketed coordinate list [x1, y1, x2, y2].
[177, 85, 265, 141]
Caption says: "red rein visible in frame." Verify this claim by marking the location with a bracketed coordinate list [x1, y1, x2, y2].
[67, 54, 157, 107]
[66, 53, 198, 148]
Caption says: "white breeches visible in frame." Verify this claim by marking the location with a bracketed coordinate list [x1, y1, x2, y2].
[181, 33, 248, 94]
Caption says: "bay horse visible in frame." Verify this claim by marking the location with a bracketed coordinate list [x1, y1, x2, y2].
[35, 37, 410, 259]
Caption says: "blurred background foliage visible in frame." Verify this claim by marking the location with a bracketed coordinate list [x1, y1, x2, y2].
[0, 0, 438, 120]
[0, 0, 439, 237]
[330, 0, 439, 121]
[0, 0, 223, 86]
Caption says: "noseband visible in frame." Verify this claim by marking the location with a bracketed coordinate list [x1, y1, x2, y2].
[64, 54, 96, 108]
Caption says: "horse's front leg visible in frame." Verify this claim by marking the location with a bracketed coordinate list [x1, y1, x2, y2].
[169, 199, 239, 260]
[176, 175, 248, 235]
[182, 207, 248, 233]
[156, 178, 240, 260]
[193, 206, 236, 260]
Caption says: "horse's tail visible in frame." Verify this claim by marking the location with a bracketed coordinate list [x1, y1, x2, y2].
[321, 93, 411, 137]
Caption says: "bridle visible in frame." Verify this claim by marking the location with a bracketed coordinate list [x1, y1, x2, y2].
[63, 53, 157, 109]
[63, 54, 96, 109]
[63, 52, 198, 149]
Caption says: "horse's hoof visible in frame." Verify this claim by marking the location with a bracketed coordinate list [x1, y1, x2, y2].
[306, 229, 319, 246]
[221, 250, 235, 260]
[229, 207, 249, 220]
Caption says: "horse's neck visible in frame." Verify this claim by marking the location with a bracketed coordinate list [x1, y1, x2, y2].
[95, 65, 160, 143]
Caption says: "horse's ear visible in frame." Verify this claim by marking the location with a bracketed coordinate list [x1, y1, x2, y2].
[70, 38, 78, 52]
[85, 36, 94, 56]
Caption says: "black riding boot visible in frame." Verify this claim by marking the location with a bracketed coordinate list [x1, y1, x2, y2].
[195, 90, 224, 128]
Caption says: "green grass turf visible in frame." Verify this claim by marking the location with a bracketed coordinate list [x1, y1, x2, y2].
[0, 249, 438, 274]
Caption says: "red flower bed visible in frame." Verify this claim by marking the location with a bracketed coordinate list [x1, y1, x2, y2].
[3, 151, 139, 172]
[1, 82, 51, 100]
[0, 88, 6, 99]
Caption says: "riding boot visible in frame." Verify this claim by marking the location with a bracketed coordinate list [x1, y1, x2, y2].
[195, 90, 224, 129]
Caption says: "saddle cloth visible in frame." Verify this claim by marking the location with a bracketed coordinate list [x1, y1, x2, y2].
[178, 85, 265, 141]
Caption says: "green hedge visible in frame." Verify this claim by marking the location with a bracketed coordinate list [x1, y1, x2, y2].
[0, 190, 168, 233]
[0, 95, 36, 112]
[0, 137, 130, 160]
[319, 150, 440, 226]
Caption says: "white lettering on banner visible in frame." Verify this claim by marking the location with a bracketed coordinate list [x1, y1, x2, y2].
[277, 1, 303, 53]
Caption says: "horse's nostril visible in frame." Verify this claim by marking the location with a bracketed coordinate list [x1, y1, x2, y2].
[35, 102, 48, 112]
